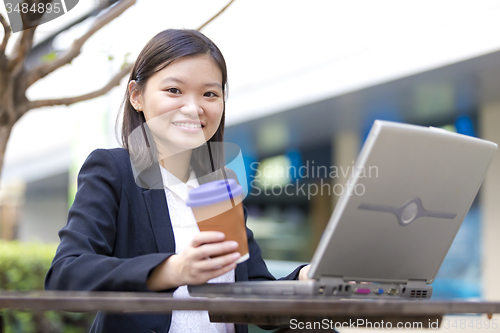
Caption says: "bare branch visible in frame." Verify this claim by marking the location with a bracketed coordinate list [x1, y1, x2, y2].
[0, 13, 11, 54]
[27, 63, 132, 110]
[26, 0, 136, 88]
[8, 27, 36, 76]
[197, 0, 235, 31]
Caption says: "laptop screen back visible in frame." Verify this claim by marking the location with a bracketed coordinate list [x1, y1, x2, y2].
[308, 121, 497, 283]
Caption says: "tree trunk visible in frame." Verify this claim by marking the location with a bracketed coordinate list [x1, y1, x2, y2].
[0, 59, 17, 190]
[0, 122, 14, 188]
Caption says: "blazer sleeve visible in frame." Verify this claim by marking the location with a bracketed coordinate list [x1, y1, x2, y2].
[45, 149, 173, 292]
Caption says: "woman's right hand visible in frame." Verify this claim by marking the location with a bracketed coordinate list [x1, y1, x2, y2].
[147, 231, 241, 291]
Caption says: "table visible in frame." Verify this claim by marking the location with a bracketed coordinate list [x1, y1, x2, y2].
[1, 291, 500, 332]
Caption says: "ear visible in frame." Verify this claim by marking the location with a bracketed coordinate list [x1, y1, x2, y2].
[128, 80, 143, 111]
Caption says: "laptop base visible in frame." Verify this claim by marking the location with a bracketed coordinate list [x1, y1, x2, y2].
[188, 279, 432, 300]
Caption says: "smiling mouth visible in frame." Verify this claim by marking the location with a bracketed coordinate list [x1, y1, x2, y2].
[172, 122, 203, 129]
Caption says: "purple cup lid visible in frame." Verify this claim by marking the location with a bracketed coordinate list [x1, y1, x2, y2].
[186, 179, 243, 207]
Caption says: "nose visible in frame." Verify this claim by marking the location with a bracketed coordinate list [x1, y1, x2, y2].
[180, 97, 203, 117]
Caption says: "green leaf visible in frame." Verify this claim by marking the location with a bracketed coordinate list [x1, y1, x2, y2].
[40, 51, 58, 63]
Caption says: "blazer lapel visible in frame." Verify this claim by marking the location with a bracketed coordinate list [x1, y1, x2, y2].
[140, 162, 176, 254]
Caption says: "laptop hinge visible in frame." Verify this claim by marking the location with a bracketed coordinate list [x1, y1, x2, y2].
[406, 280, 427, 288]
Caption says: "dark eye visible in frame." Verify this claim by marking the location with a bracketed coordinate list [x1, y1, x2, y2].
[166, 88, 181, 94]
[204, 92, 218, 98]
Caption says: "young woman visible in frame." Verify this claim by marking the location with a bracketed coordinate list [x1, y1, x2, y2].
[45, 29, 310, 333]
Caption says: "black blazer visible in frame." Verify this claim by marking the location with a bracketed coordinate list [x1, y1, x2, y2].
[45, 148, 303, 333]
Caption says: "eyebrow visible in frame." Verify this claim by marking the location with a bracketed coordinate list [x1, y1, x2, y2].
[162, 77, 222, 89]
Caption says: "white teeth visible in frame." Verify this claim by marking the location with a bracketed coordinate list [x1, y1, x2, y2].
[173, 122, 202, 128]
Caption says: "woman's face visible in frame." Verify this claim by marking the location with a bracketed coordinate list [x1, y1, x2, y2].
[130, 54, 224, 156]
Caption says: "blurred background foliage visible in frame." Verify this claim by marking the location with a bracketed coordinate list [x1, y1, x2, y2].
[0, 241, 94, 333]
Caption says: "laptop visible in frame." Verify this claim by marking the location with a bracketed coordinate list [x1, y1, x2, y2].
[188, 120, 497, 300]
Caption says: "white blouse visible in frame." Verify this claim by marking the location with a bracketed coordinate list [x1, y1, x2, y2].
[159, 165, 235, 333]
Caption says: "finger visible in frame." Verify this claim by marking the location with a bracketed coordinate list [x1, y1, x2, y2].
[191, 231, 225, 248]
[197, 262, 237, 284]
[193, 241, 239, 260]
[299, 265, 311, 281]
[196, 252, 241, 271]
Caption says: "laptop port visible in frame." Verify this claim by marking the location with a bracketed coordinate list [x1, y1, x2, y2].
[345, 285, 350, 292]
[387, 288, 398, 295]
[318, 286, 325, 295]
[354, 288, 371, 294]
[375, 288, 384, 295]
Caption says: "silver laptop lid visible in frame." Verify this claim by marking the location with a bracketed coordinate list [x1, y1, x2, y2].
[308, 120, 497, 284]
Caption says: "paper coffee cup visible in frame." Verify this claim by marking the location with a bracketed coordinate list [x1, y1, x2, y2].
[186, 179, 249, 263]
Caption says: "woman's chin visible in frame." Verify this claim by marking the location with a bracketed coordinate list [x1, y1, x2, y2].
[169, 140, 208, 153]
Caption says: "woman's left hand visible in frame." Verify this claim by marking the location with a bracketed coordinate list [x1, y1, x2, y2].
[298, 265, 312, 281]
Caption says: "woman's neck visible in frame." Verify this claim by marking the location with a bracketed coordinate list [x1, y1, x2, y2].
[159, 149, 192, 183]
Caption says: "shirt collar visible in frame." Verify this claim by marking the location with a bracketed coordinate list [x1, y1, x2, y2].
[159, 165, 199, 202]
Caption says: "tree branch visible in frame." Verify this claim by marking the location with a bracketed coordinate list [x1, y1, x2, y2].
[8, 1, 58, 75]
[8, 27, 36, 76]
[26, 0, 136, 88]
[0, 13, 11, 54]
[27, 63, 132, 109]
[197, 0, 235, 31]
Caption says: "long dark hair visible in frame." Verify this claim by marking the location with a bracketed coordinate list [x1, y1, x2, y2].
[117, 29, 228, 180]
